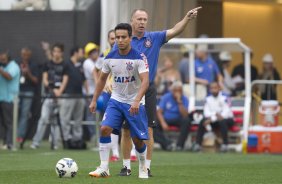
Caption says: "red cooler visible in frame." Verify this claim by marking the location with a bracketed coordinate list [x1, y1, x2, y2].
[248, 126, 282, 153]
[259, 100, 280, 127]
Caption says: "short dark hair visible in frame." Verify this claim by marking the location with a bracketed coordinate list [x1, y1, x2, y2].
[131, 8, 148, 19]
[52, 43, 64, 52]
[21, 47, 32, 53]
[0, 49, 11, 61]
[70, 46, 80, 57]
[107, 29, 115, 38]
[183, 52, 189, 58]
[209, 81, 219, 88]
[115, 23, 132, 37]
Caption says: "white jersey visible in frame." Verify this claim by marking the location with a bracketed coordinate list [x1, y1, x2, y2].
[204, 91, 233, 122]
[102, 48, 149, 105]
[83, 58, 96, 94]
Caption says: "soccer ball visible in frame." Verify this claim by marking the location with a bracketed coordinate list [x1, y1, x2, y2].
[55, 158, 78, 178]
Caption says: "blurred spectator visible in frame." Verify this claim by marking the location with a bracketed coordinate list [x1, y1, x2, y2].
[95, 29, 115, 72]
[178, 52, 189, 84]
[83, 42, 99, 95]
[195, 44, 223, 99]
[12, 0, 47, 10]
[178, 52, 190, 98]
[77, 47, 84, 62]
[17, 47, 39, 142]
[0, 50, 20, 150]
[60, 47, 86, 145]
[155, 81, 191, 151]
[258, 53, 280, 100]
[231, 52, 258, 95]
[30, 43, 69, 149]
[219, 51, 235, 96]
[82, 42, 99, 139]
[193, 82, 234, 153]
[155, 56, 180, 95]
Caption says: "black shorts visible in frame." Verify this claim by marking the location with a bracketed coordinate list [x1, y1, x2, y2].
[122, 83, 157, 129]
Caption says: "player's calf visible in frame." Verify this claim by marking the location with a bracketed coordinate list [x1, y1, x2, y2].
[132, 138, 148, 179]
[89, 126, 113, 178]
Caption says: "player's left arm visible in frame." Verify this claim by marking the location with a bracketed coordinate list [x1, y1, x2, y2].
[166, 6, 202, 41]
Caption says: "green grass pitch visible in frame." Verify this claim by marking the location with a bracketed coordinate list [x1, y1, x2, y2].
[1, 143, 282, 184]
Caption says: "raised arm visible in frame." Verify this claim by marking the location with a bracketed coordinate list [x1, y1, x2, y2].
[166, 7, 202, 41]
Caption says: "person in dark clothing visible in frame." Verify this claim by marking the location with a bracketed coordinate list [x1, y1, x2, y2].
[17, 47, 40, 142]
[231, 52, 258, 95]
[60, 47, 86, 143]
[30, 43, 69, 149]
[259, 53, 280, 100]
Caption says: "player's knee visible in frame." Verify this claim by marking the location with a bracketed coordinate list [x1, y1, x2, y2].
[100, 126, 112, 136]
[132, 138, 144, 149]
[122, 128, 131, 137]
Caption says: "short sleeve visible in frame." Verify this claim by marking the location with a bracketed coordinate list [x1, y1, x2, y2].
[153, 31, 167, 47]
[95, 57, 104, 70]
[62, 62, 69, 76]
[101, 59, 111, 74]
[138, 53, 149, 74]
[6, 62, 19, 78]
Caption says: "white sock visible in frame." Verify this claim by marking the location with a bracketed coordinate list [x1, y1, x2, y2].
[136, 145, 147, 168]
[123, 159, 131, 170]
[99, 136, 111, 170]
[111, 133, 119, 157]
[146, 159, 151, 169]
[130, 141, 136, 156]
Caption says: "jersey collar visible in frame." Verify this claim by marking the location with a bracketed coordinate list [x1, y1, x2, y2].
[132, 31, 148, 39]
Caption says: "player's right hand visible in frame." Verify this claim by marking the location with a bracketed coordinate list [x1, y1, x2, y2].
[129, 101, 140, 116]
[89, 101, 97, 113]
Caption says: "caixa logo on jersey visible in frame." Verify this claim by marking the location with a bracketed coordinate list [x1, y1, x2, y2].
[114, 76, 136, 83]
[126, 61, 134, 71]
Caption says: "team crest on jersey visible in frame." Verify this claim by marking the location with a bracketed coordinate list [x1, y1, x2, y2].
[144, 38, 152, 48]
[126, 61, 134, 71]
